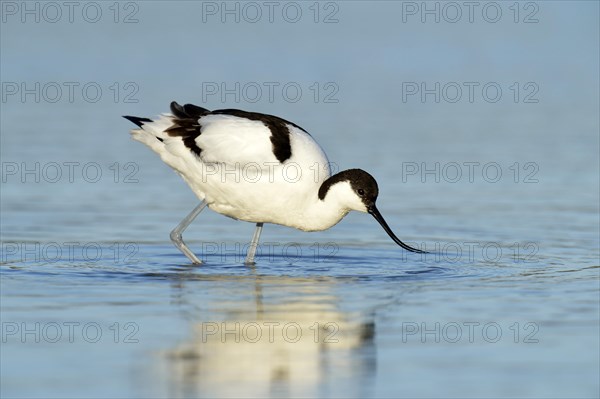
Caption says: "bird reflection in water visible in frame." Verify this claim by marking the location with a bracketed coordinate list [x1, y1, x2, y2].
[164, 273, 376, 397]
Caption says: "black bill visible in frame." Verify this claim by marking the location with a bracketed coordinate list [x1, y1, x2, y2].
[368, 205, 427, 254]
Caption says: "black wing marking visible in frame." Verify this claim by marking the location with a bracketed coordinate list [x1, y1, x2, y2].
[165, 101, 211, 157]
[211, 109, 308, 163]
[164, 101, 306, 163]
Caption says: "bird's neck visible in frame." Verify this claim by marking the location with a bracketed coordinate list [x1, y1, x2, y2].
[294, 199, 349, 232]
[291, 183, 356, 232]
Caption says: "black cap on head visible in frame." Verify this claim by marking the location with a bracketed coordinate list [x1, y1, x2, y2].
[318, 169, 378, 205]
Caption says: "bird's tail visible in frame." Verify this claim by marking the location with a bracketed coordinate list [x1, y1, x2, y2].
[122, 104, 208, 201]
[123, 101, 209, 151]
[123, 114, 175, 152]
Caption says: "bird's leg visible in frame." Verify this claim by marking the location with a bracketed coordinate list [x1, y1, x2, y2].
[170, 200, 208, 265]
[245, 222, 264, 265]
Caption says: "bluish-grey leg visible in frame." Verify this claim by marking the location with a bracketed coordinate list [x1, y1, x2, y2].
[170, 201, 208, 265]
[245, 223, 264, 265]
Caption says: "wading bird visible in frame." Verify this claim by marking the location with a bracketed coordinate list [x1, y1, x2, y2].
[124, 102, 426, 264]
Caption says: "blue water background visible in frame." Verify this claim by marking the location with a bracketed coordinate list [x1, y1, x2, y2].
[1, 1, 599, 398]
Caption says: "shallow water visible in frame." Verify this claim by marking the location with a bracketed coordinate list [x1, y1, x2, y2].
[1, 1, 599, 398]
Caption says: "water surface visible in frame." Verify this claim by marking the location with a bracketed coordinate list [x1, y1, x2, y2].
[1, 1, 599, 398]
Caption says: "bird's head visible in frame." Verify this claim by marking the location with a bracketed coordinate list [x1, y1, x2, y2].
[319, 169, 426, 253]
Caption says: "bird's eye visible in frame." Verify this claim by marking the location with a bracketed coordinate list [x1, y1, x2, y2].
[357, 189, 365, 196]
